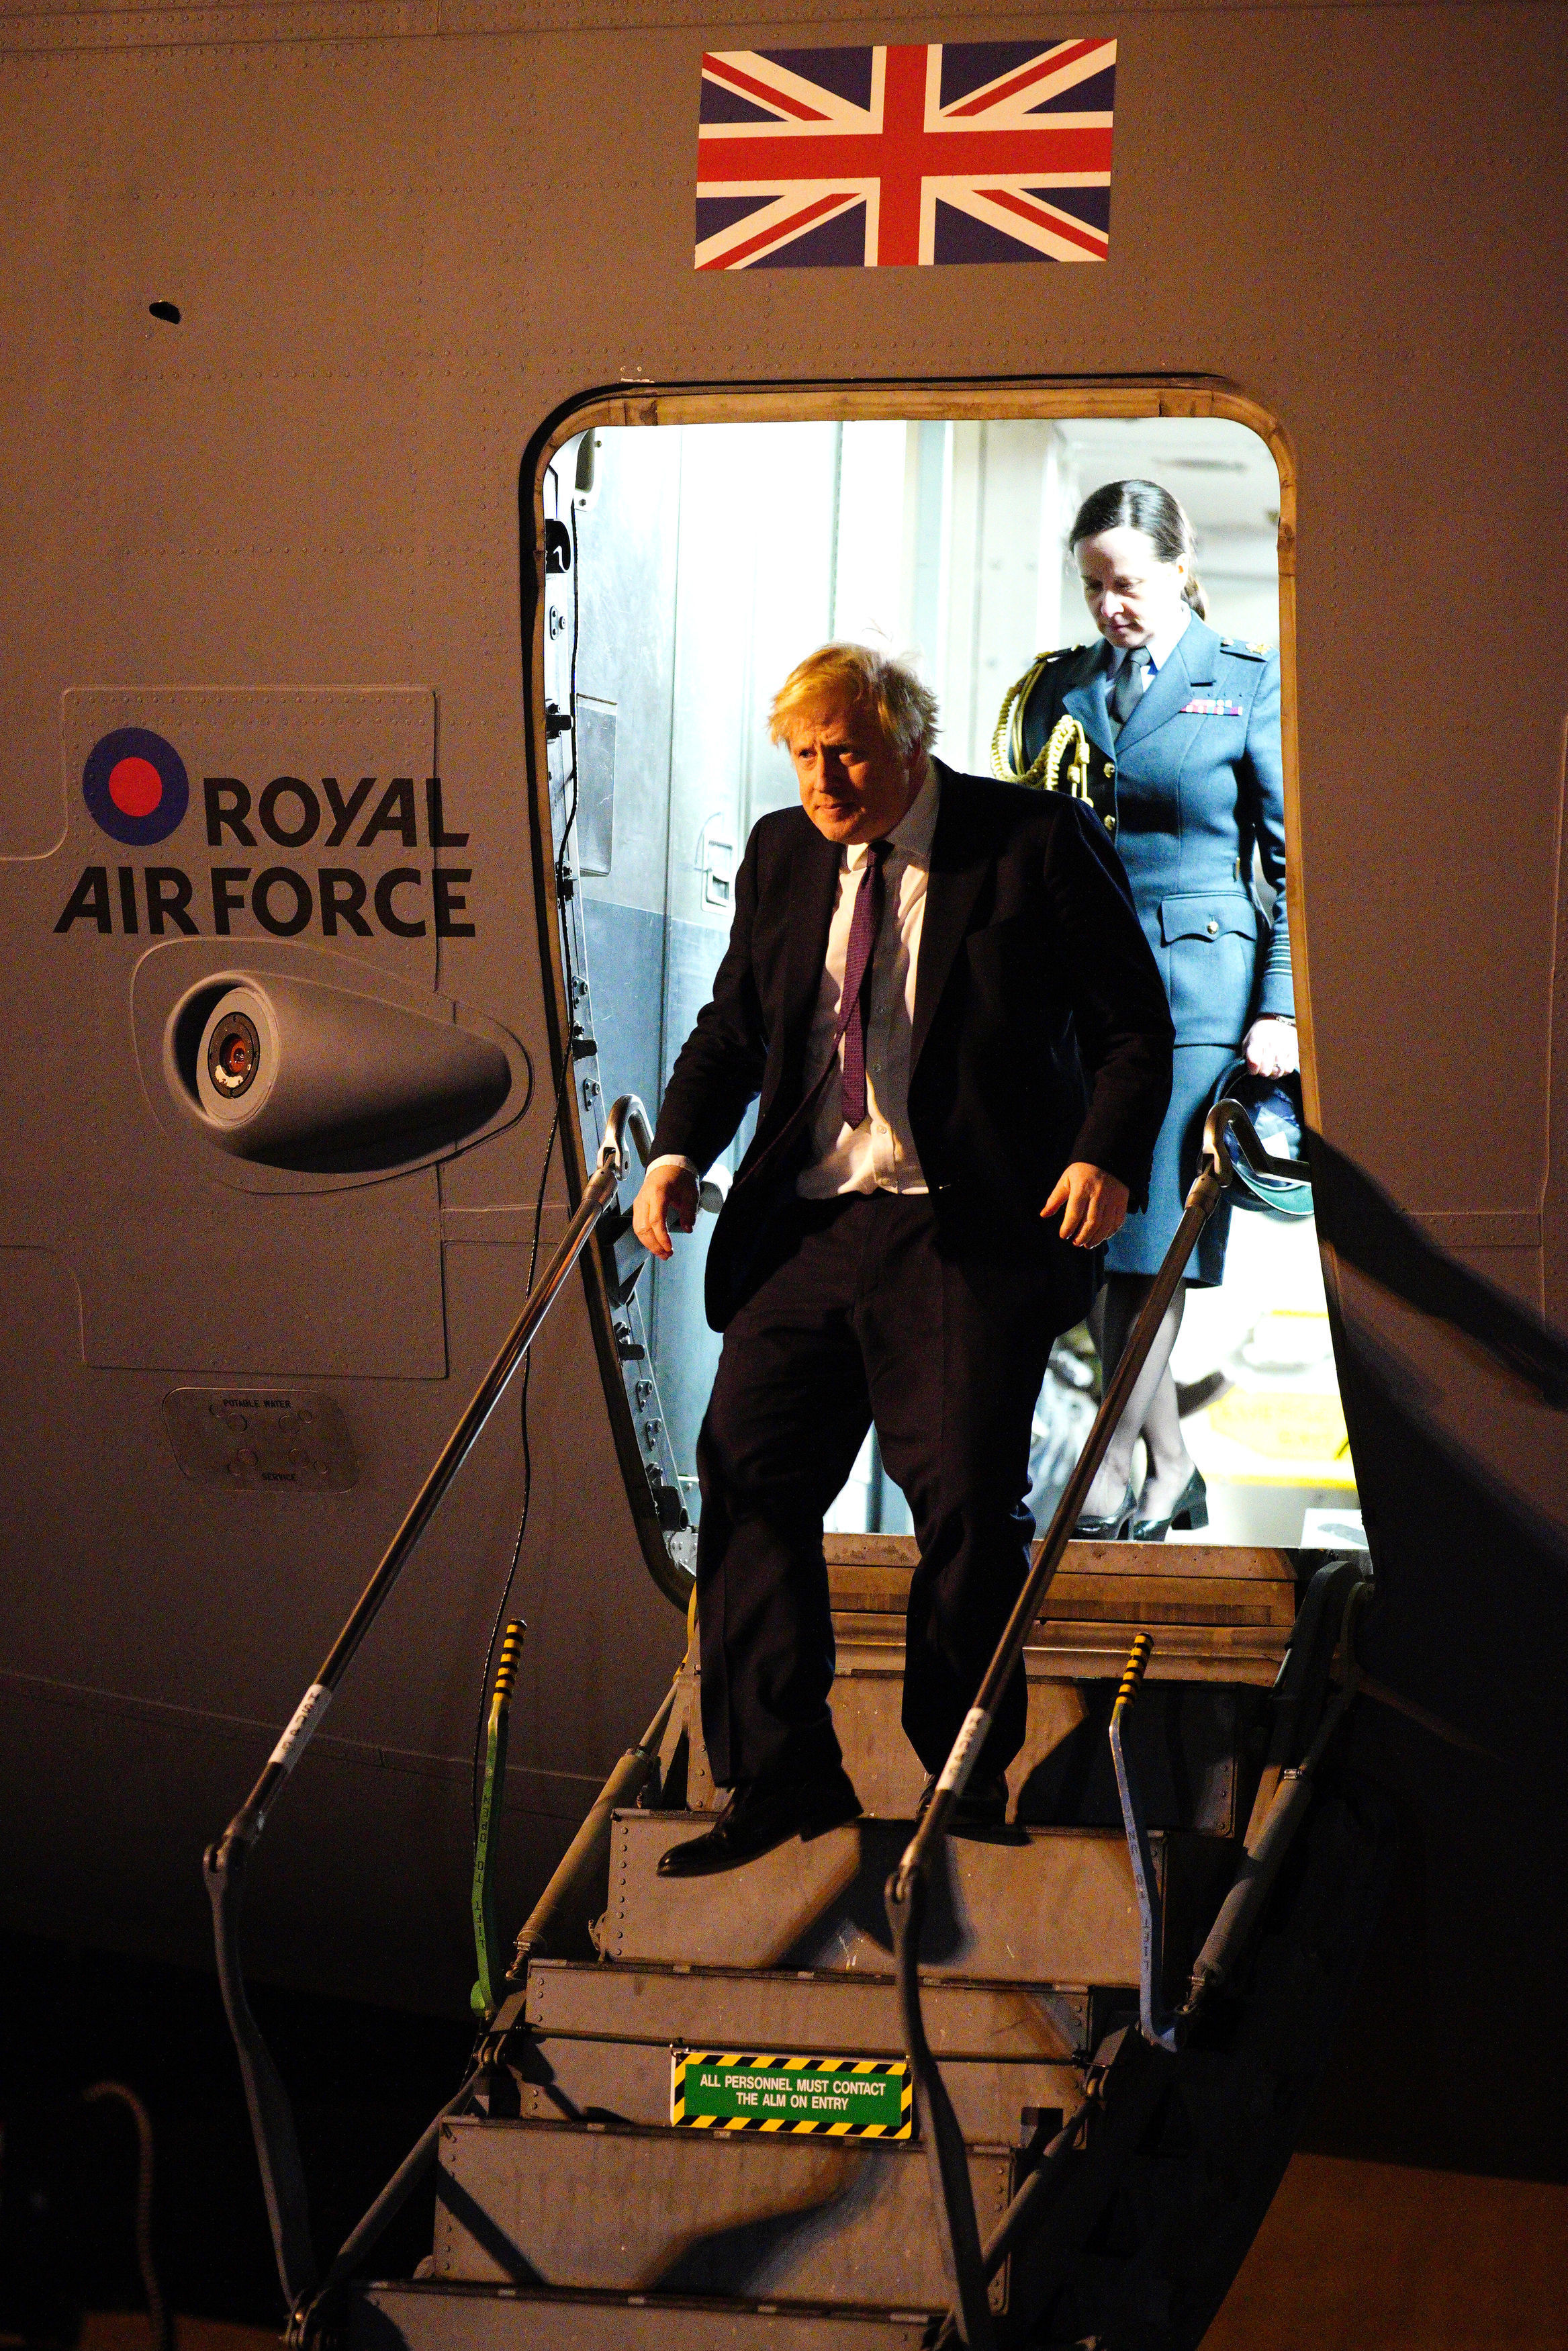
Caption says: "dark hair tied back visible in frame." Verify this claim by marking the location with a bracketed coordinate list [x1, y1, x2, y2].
[1069, 478, 1206, 619]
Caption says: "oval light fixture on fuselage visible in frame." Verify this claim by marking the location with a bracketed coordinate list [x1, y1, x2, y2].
[168, 971, 512, 1172]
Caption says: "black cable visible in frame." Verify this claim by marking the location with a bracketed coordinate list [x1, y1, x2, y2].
[469, 465, 586, 1835]
[83, 2082, 175, 2351]
[467, 1046, 571, 1834]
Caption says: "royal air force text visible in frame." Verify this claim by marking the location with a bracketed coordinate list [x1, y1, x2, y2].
[56, 777, 477, 940]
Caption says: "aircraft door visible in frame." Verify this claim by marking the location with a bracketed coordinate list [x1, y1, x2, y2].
[555, 420, 917, 1538]
[547, 400, 1363, 1562]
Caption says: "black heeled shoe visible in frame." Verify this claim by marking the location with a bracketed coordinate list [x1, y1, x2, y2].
[1132, 1466, 1209, 1543]
[1073, 1481, 1138, 1540]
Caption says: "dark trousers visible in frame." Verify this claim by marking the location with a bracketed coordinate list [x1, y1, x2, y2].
[694, 1192, 1061, 1790]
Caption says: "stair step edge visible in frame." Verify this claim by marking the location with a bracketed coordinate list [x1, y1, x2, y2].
[351, 2276, 939, 2345]
[442, 2110, 1015, 2155]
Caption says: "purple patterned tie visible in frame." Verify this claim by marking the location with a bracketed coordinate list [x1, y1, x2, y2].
[839, 839, 891, 1130]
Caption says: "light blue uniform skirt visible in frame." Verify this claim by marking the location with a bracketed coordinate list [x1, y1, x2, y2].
[1106, 1042, 1237, 1287]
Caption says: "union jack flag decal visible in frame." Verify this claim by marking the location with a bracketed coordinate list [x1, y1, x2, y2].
[696, 39, 1115, 272]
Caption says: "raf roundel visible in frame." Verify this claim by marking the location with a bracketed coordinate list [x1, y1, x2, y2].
[82, 726, 190, 846]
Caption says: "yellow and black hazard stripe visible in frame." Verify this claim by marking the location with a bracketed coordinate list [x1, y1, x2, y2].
[670, 2049, 914, 2139]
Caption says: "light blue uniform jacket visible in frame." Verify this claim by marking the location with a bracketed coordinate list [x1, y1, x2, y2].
[1023, 615, 1294, 1038]
[1014, 615, 1293, 1278]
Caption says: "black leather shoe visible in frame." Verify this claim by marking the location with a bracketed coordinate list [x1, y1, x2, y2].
[657, 1765, 861, 1878]
[917, 1770, 1009, 1830]
[1074, 1481, 1137, 1540]
[1132, 1466, 1209, 1543]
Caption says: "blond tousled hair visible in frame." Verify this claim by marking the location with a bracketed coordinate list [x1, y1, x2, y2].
[768, 643, 939, 762]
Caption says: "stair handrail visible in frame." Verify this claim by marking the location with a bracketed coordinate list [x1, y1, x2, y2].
[885, 1098, 1306, 2348]
[286, 1658, 687, 2348]
[204, 1093, 652, 2319]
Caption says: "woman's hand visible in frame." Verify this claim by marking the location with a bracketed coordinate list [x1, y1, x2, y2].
[1243, 1017, 1299, 1079]
[1042, 1162, 1129, 1248]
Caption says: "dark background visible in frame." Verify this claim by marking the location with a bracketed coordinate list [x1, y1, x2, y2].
[0, 1932, 470, 2340]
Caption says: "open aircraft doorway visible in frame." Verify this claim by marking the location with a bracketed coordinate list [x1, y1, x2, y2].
[531, 390, 1358, 1579]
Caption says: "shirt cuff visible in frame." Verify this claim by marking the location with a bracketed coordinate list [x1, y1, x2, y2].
[647, 1153, 701, 1178]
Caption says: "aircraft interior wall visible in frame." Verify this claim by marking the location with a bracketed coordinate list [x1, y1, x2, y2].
[558, 408, 1357, 1549]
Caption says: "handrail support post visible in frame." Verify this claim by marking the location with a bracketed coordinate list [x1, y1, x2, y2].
[892, 1100, 1307, 2343]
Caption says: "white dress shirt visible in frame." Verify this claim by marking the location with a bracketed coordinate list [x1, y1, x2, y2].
[795, 760, 940, 1199]
[647, 762, 941, 1198]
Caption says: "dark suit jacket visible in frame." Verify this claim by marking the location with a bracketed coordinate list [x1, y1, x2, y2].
[650, 760, 1175, 1331]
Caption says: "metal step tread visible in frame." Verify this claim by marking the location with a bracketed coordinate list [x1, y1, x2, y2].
[838, 1620, 1290, 1684]
[823, 1530, 1323, 1588]
[819, 1532, 1315, 1687]
[351, 2277, 937, 2350]
[606, 1810, 1155, 1983]
[524, 1957, 1090, 2059]
[664, 1670, 1248, 1831]
[433, 2113, 1013, 2311]
[516, 2023, 1082, 2147]
[516, 1959, 1090, 2146]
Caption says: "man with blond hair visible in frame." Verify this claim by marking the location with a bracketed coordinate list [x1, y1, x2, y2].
[634, 642, 1172, 1874]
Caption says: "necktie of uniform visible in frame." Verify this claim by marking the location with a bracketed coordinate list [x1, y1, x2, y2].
[1109, 646, 1151, 735]
[839, 838, 891, 1131]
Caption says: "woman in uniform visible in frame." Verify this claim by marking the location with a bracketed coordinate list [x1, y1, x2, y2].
[995, 478, 1296, 1538]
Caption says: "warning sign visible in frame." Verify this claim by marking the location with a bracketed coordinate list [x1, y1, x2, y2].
[671, 2050, 912, 2138]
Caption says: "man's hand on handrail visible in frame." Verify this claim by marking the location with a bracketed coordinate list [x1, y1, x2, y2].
[633, 1161, 700, 1260]
[1042, 1161, 1129, 1249]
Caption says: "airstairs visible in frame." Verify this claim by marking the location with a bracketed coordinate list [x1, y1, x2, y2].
[205, 1098, 1383, 2351]
[347, 1532, 1383, 2351]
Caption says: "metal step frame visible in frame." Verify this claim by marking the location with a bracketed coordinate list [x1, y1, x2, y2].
[351, 2278, 937, 2350]
[523, 1961, 1090, 2064]
[228, 1100, 1385, 2351]
[604, 1812, 1157, 1984]
[515, 2031, 1083, 2149]
[432, 2115, 1015, 2312]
